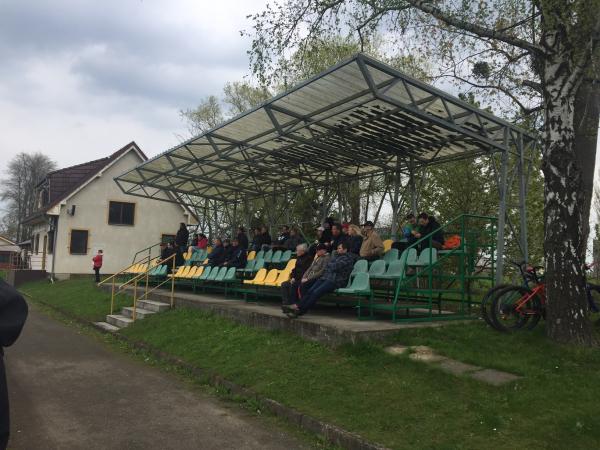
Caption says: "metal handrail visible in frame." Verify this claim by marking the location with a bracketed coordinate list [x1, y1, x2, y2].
[98, 253, 152, 286]
[131, 241, 163, 265]
[106, 253, 177, 319]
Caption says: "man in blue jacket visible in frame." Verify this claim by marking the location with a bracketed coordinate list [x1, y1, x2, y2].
[283, 241, 356, 317]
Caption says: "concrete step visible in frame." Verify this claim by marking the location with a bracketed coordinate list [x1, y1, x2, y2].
[121, 307, 156, 320]
[106, 314, 134, 328]
[94, 321, 120, 333]
[136, 299, 171, 313]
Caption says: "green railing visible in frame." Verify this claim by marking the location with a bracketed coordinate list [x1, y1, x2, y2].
[367, 214, 497, 323]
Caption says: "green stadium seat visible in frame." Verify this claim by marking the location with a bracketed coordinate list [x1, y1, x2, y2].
[336, 272, 371, 295]
[280, 250, 292, 264]
[368, 259, 387, 276]
[271, 250, 283, 265]
[263, 249, 274, 264]
[351, 259, 369, 276]
[371, 260, 406, 280]
[383, 248, 399, 264]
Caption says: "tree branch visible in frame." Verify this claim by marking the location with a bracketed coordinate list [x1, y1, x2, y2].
[404, 0, 544, 55]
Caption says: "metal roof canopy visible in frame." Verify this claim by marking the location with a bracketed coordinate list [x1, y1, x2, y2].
[114, 53, 536, 206]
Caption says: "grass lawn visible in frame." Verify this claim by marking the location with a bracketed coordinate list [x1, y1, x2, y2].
[20, 278, 600, 450]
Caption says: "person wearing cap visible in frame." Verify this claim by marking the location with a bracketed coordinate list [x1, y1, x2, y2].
[298, 243, 331, 296]
[360, 220, 384, 261]
[281, 243, 313, 306]
[284, 241, 357, 317]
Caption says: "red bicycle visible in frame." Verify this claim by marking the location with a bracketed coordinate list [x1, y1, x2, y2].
[490, 265, 545, 332]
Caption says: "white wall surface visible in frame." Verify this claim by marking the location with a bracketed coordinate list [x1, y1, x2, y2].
[52, 149, 192, 275]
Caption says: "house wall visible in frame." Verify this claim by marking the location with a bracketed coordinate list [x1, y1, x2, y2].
[52, 150, 193, 276]
[28, 223, 52, 271]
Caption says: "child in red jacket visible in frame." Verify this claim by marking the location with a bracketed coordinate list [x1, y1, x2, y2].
[92, 250, 103, 282]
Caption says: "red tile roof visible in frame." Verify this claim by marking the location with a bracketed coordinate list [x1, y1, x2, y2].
[24, 142, 146, 223]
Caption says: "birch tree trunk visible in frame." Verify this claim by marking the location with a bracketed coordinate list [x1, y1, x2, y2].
[541, 42, 594, 345]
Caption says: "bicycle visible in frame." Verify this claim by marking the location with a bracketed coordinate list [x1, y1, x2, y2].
[490, 265, 545, 332]
[480, 261, 537, 327]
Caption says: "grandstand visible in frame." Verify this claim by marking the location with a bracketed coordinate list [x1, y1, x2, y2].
[98, 54, 538, 329]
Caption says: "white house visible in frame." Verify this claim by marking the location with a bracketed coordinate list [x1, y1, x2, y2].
[23, 142, 196, 278]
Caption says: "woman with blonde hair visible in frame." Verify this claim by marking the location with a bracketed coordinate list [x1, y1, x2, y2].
[347, 224, 363, 255]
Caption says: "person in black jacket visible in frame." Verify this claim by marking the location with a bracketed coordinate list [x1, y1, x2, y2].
[175, 223, 189, 253]
[168, 241, 184, 267]
[329, 223, 348, 252]
[223, 238, 248, 269]
[0, 280, 28, 450]
[281, 243, 313, 306]
[346, 224, 364, 255]
[207, 238, 225, 266]
[221, 239, 233, 266]
[416, 213, 444, 249]
[236, 226, 249, 250]
[283, 242, 357, 317]
[260, 226, 272, 250]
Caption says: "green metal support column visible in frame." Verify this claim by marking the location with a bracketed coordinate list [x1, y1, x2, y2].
[495, 144, 509, 285]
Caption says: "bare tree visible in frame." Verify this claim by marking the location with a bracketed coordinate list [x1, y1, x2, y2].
[0, 152, 56, 242]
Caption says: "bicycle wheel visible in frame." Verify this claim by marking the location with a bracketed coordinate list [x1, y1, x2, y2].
[480, 284, 513, 326]
[491, 285, 542, 332]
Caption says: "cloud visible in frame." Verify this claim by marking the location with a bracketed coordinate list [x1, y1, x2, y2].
[0, 0, 266, 175]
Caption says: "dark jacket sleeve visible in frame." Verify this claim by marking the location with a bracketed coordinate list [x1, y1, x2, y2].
[0, 280, 28, 349]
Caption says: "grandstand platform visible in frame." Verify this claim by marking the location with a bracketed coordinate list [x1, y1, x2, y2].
[100, 284, 466, 347]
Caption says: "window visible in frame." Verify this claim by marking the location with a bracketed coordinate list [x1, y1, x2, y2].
[34, 234, 40, 254]
[108, 201, 135, 225]
[47, 231, 54, 255]
[0, 253, 9, 264]
[161, 234, 176, 244]
[69, 230, 88, 254]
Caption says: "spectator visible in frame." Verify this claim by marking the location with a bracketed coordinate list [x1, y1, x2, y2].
[207, 238, 225, 266]
[360, 220, 384, 261]
[346, 224, 363, 255]
[159, 242, 170, 260]
[169, 241, 184, 267]
[0, 280, 28, 450]
[223, 238, 248, 268]
[284, 242, 357, 317]
[281, 243, 313, 306]
[416, 213, 444, 249]
[321, 219, 333, 244]
[284, 228, 302, 251]
[272, 225, 290, 251]
[222, 239, 233, 265]
[329, 223, 347, 252]
[92, 249, 103, 283]
[316, 226, 327, 244]
[392, 213, 419, 251]
[341, 223, 350, 235]
[237, 226, 249, 250]
[188, 233, 209, 256]
[260, 226, 272, 250]
[298, 243, 331, 296]
[175, 223, 189, 253]
[251, 227, 263, 252]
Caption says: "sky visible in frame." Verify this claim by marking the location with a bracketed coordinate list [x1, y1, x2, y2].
[0, 0, 268, 173]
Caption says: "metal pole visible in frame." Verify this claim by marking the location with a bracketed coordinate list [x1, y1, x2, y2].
[408, 158, 417, 215]
[170, 255, 176, 308]
[111, 278, 115, 315]
[518, 134, 529, 264]
[390, 160, 402, 239]
[496, 145, 509, 284]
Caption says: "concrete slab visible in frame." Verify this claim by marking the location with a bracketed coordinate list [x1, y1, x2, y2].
[409, 352, 448, 363]
[436, 359, 482, 376]
[384, 345, 409, 355]
[106, 314, 133, 328]
[101, 285, 468, 347]
[136, 299, 171, 312]
[121, 306, 156, 319]
[93, 321, 120, 333]
[470, 368, 522, 386]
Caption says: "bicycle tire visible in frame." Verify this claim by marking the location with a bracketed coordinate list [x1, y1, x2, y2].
[491, 285, 542, 332]
[480, 283, 513, 326]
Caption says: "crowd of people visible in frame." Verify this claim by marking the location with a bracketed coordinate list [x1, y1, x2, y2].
[161, 213, 444, 317]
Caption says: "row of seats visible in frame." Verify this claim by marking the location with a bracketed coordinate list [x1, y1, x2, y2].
[242, 259, 297, 287]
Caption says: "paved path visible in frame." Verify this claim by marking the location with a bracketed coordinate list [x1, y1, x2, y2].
[5, 304, 309, 450]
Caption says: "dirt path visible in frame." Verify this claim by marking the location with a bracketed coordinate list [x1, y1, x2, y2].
[5, 304, 309, 450]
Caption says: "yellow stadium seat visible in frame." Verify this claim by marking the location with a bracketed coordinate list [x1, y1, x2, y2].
[256, 269, 279, 286]
[274, 269, 292, 287]
[247, 250, 256, 261]
[283, 259, 296, 271]
[203, 258, 209, 265]
[185, 266, 198, 278]
[194, 266, 204, 278]
[243, 268, 267, 285]
[206, 246, 212, 254]
[177, 266, 191, 278]
[383, 239, 393, 252]
[138, 263, 148, 273]
[184, 251, 192, 260]
[168, 266, 185, 278]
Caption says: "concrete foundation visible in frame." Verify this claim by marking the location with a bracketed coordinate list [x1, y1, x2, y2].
[101, 285, 467, 347]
